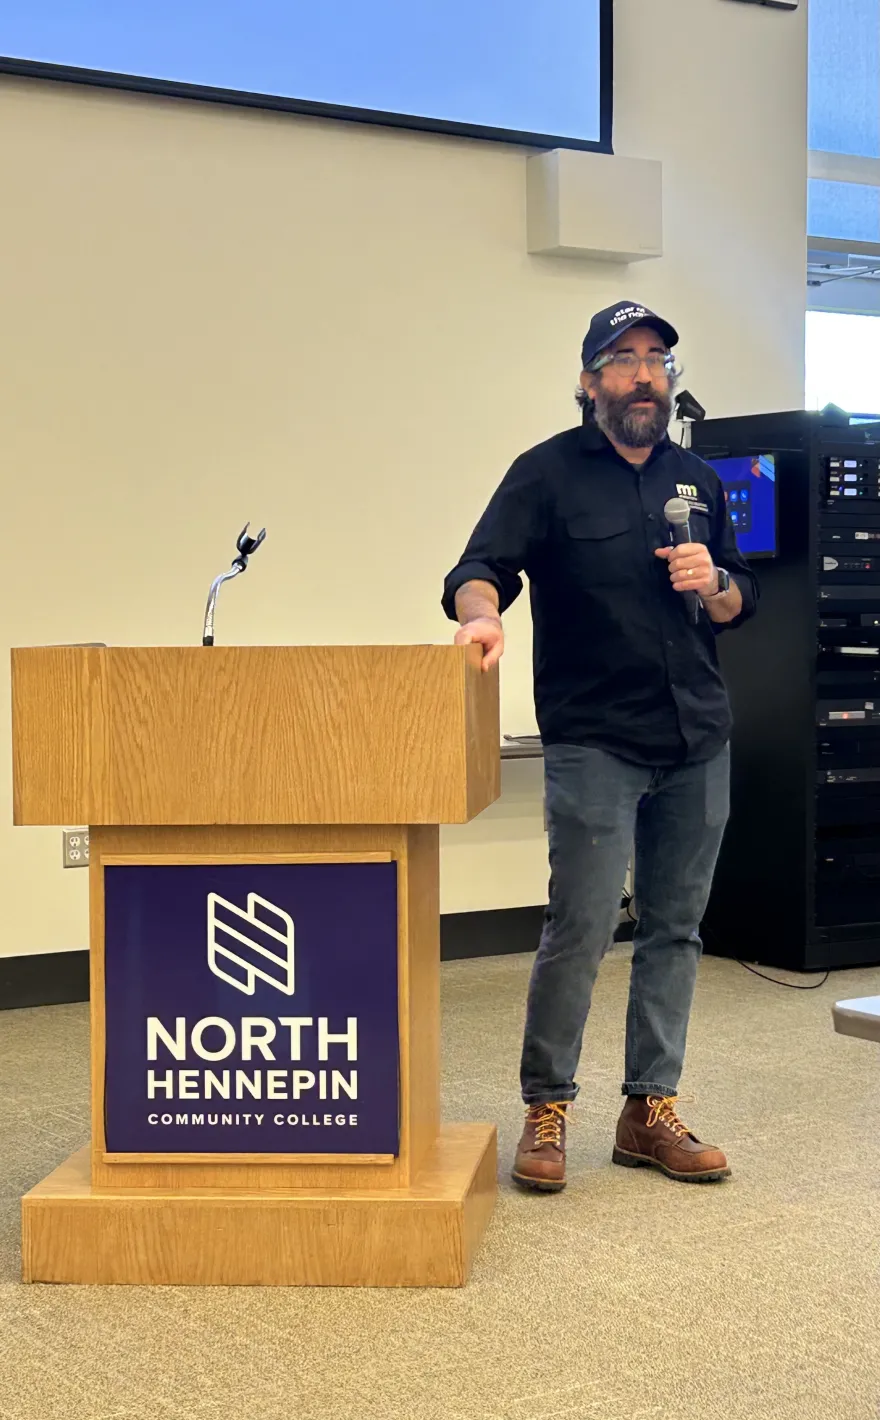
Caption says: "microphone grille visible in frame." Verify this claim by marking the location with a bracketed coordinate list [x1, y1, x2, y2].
[663, 497, 691, 527]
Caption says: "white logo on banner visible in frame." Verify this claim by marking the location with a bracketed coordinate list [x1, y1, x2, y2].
[207, 892, 295, 997]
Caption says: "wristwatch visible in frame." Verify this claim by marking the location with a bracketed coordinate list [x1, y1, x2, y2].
[705, 567, 731, 598]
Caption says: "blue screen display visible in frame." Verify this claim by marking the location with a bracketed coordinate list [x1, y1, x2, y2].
[0, 1, 607, 145]
[707, 453, 778, 559]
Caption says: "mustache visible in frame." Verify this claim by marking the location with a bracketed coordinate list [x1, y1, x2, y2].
[621, 387, 665, 410]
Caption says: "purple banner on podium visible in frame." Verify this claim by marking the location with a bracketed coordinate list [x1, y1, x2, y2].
[103, 861, 399, 1155]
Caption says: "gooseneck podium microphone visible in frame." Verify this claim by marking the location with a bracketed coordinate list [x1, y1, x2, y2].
[663, 497, 700, 626]
[202, 523, 267, 646]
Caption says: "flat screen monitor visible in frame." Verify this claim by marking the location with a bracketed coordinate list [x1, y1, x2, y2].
[706, 452, 778, 559]
[0, 1, 612, 151]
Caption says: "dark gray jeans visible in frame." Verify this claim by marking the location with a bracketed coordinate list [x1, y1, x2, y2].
[520, 742, 730, 1105]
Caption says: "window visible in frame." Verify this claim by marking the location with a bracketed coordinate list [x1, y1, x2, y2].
[808, 180, 880, 247]
[810, 0, 880, 158]
[805, 310, 880, 413]
[809, 0, 880, 246]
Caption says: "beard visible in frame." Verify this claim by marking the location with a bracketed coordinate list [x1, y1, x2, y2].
[593, 383, 673, 449]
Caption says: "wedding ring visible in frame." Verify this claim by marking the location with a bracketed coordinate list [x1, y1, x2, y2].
[686, 568, 694, 577]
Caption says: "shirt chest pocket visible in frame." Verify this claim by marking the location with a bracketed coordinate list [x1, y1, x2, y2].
[562, 511, 632, 587]
[686, 510, 712, 546]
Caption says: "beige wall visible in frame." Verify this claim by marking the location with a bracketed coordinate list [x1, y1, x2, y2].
[0, 0, 807, 956]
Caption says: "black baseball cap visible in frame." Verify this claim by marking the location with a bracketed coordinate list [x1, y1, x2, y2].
[581, 301, 679, 369]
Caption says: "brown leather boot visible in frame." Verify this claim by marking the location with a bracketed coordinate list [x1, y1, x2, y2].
[512, 1102, 570, 1192]
[612, 1095, 730, 1183]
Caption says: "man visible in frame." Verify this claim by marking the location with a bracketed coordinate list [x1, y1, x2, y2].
[442, 301, 757, 1191]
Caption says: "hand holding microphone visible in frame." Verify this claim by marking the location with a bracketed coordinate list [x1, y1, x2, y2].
[656, 497, 719, 623]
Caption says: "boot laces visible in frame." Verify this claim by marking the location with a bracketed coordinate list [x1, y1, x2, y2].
[645, 1095, 691, 1139]
[528, 1101, 570, 1148]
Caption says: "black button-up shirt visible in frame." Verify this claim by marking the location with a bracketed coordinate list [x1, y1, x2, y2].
[442, 421, 758, 767]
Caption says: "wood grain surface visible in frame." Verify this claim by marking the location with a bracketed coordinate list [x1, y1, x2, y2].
[23, 1125, 498, 1287]
[11, 644, 500, 825]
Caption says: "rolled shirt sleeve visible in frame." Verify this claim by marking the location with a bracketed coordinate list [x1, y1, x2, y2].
[442, 453, 546, 621]
[707, 473, 759, 631]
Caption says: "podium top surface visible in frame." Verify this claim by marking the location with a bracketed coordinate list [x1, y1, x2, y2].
[11, 644, 499, 827]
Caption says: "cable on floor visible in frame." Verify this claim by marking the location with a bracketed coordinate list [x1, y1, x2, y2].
[623, 903, 834, 990]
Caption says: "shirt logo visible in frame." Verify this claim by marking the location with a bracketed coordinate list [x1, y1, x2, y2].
[207, 891, 295, 997]
[676, 482, 698, 500]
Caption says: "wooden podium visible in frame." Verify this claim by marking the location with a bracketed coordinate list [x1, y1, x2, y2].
[11, 644, 500, 1287]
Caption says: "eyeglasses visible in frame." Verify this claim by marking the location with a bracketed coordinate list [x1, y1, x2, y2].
[591, 352, 677, 378]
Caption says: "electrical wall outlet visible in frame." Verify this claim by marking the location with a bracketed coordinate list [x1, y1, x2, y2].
[62, 829, 90, 868]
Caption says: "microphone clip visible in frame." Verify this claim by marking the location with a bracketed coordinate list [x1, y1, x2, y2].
[202, 522, 267, 647]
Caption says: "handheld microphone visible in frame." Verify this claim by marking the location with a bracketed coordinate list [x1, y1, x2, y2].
[663, 497, 700, 625]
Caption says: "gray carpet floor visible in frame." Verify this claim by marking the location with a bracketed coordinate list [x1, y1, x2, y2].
[1, 945, 879, 1420]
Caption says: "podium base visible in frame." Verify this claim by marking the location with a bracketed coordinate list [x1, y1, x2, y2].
[22, 1123, 497, 1288]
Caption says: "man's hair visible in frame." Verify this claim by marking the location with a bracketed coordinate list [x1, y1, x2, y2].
[575, 380, 594, 413]
[575, 355, 605, 419]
